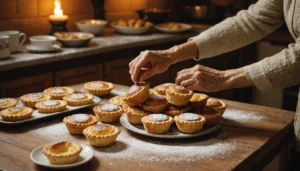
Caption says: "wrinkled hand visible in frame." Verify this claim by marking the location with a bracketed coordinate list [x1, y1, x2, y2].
[176, 64, 226, 92]
[129, 50, 174, 83]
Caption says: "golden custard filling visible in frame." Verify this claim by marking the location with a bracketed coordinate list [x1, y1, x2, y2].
[50, 87, 67, 94]
[144, 95, 167, 106]
[6, 107, 29, 115]
[206, 98, 222, 108]
[172, 85, 190, 94]
[45, 141, 81, 155]
[0, 99, 8, 106]
[90, 124, 116, 135]
[26, 93, 44, 100]
[42, 100, 60, 107]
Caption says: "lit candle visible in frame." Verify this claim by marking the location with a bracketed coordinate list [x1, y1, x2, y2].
[49, 0, 68, 22]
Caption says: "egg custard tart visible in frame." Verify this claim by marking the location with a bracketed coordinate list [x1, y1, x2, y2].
[0, 98, 18, 110]
[63, 93, 94, 106]
[93, 104, 123, 123]
[44, 87, 75, 100]
[0, 106, 33, 121]
[206, 98, 227, 115]
[43, 141, 82, 165]
[84, 81, 114, 96]
[164, 104, 191, 116]
[154, 83, 176, 96]
[189, 93, 209, 109]
[122, 82, 150, 106]
[141, 114, 174, 134]
[166, 85, 193, 106]
[141, 94, 168, 113]
[109, 96, 125, 106]
[63, 114, 98, 134]
[35, 100, 67, 113]
[83, 124, 120, 147]
[123, 104, 149, 124]
[20, 93, 51, 108]
[195, 107, 222, 126]
[174, 113, 206, 134]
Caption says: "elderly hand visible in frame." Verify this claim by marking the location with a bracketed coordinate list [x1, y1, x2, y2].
[176, 64, 226, 92]
[129, 50, 174, 83]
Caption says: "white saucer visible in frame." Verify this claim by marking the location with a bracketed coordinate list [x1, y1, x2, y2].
[26, 44, 61, 53]
[30, 143, 94, 169]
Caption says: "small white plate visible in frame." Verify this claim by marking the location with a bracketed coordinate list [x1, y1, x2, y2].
[155, 23, 192, 33]
[26, 44, 61, 53]
[30, 143, 94, 169]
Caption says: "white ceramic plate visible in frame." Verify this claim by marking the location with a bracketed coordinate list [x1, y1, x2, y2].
[0, 96, 101, 125]
[30, 143, 94, 169]
[111, 22, 153, 35]
[120, 114, 221, 139]
[26, 44, 61, 53]
[56, 32, 94, 47]
[155, 23, 192, 33]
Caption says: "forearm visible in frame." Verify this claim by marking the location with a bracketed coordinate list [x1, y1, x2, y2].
[167, 40, 199, 64]
[222, 68, 254, 90]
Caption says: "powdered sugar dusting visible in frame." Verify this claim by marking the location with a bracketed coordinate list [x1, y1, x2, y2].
[127, 85, 140, 95]
[0, 99, 8, 105]
[51, 88, 65, 94]
[179, 113, 201, 121]
[100, 104, 120, 111]
[223, 108, 266, 122]
[70, 114, 90, 123]
[33, 122, 237, 164]
[70, 93, 85, 100]
[28, 93, 43, 100]
[93, 124, 109, 131]
[8, 107, 23, 113]
[148, 114, 168, 122]
[42, 100, 59, 107]
[91, 82, 103, 88]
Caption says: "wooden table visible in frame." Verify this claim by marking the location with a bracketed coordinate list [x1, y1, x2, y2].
[0, 84, 295, 171]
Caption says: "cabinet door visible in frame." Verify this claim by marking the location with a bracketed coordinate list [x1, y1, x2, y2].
[55, 64, 103, 86]
[1, 73, 53, 97]
[104, 58, 133, 86]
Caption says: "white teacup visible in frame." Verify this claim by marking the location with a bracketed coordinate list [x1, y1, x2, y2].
[0, 30, 26, 53]
[29, 36, 57, 50]
[0, 35, 10, 59]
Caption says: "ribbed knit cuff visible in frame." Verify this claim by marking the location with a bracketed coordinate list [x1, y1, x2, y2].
[244, 61, 274, 92]
[188, 32, 213, 61]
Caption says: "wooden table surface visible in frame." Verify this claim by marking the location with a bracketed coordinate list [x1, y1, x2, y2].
[0, 84, 295, 171]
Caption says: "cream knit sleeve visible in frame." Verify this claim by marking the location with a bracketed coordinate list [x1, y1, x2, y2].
[244, 41, 300, 91]
[190, 0, 284, 60]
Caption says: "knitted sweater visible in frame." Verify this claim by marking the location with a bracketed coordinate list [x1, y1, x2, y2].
[191, 0, 300, 149]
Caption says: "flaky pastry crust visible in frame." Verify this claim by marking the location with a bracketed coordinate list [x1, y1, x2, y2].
[83, 124, 120, 147]
[109, 96, 125, 106]
[35, 100, 67, 113]
[141, 94, 168, 113]
[122, 82, 150, 106]
[0, 98, 18, 110]
[43, 141, 82, 165]
[189, 93, 209, 109]
[123, 104, 149, 124]
[93, 104, 123, 123]
[20, 93, 51, 108]
[44, 87, 75, 100]
[63, 93, 94, 106]
[174, 113, 206, 133]
[206, 98, 227, 115]
[166, 85, 193, 106]
[154, 83, 176, 96]
[63, 114, 98, 134]
[0, 106, 33, 121]
[141, 114, 174, 134]
[84, 81, 114, 96]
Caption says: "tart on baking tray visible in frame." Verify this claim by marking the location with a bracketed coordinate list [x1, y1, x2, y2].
[0, 98, 18, 110]
[141, 94, 168, 113]
[43, 141, 82, 165]
[20, 93, 51, 108]
[93, 103, 123, 123]
[35, 100, 67, 113]
[83, 124, 120, 147]
[174, 113, 206, 133]
[63, 93, 94, 106]
[63, 114, 98, 134]
[0, 106, 33, 121]
[122, 82, 150, 106]
[166, 85, 193, 106]
[84, 81, 114, 96]
[43, 87, 75, 100]
[141, 114, 174, 134]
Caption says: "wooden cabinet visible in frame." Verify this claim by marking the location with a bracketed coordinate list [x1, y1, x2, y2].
[55, 64, 103, 86]
[0, 73, 53, 97]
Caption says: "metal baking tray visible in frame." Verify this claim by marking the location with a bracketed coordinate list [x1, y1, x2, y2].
[0, 97, 101, 125]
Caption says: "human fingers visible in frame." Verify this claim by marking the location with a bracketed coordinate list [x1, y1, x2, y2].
[132, 53, 150, 82]
[139, 66, 158, 82]
[180, 78, 195, 87]
[175, 70, 193, 85]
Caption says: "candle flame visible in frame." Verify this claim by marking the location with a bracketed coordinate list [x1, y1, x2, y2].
[54, 0, 63, 16]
